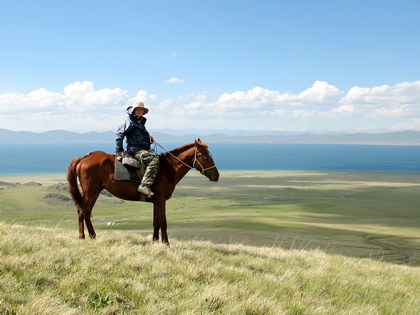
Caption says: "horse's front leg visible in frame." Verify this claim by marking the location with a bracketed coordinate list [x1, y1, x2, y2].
[153, 201, 169, 245]
[152, 205, 159, 242]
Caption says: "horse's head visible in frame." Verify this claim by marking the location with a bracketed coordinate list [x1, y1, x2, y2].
[193, 139, 220, 182]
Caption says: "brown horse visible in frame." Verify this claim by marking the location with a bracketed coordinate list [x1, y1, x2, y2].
[67, 139, 219, 244]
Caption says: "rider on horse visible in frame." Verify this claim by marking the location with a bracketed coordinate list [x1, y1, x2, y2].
[116, 100, 158, 197]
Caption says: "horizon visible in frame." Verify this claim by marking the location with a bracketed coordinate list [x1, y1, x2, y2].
[1, 1, 420, 132]
[2, 127, 420, 136]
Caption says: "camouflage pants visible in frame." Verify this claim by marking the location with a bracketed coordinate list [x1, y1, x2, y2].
[134, 150, 159, 186]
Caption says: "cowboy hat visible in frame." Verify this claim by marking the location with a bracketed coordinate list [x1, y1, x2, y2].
[131, 100, 149, 115]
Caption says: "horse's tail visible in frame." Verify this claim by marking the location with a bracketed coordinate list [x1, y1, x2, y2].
[67, 156, 84, 210]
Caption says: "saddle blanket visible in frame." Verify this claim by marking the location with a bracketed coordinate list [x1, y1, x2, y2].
[114, 158, 145, 182]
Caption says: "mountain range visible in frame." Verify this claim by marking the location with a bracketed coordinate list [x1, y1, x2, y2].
[1, 128, 420, 145]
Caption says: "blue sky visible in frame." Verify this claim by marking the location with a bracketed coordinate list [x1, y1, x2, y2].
[1, 0, 420, 132]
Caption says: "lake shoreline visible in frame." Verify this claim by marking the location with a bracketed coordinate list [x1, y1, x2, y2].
[2, 170, 420, 186]
[0, 173, 67, 185]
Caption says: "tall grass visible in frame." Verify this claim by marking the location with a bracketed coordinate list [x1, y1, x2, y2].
[1, 222, 419, 314]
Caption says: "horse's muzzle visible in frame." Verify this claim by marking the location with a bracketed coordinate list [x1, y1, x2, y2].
[208, 170, 220, 182]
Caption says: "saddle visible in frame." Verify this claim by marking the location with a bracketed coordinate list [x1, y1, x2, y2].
[114, 152, 146, 182]
[122, 152, 144, 170]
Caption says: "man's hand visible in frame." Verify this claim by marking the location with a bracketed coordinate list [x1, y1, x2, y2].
[149, 135, 155, 143]
[116, 151, 123, 157]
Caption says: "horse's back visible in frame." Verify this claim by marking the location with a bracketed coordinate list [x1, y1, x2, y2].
[81, 151, 114, 162]
[77, 151, 115, 176]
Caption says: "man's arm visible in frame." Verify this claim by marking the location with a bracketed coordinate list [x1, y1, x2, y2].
[116, 119, 130, 154]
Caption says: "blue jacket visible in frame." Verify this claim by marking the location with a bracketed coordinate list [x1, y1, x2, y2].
[116, 106, 151, 154]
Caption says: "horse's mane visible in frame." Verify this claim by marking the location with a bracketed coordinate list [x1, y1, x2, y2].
[159, 141, 208, 160]
[159, 142, 194, 159]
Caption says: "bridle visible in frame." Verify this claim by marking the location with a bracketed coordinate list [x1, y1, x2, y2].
[192, 147, 217, 174]
[154, 141, 217, 174]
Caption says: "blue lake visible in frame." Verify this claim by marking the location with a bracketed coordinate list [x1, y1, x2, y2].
[1, 143, 420, 175]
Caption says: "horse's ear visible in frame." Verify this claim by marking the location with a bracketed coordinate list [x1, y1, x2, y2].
[195, 139, 203, 148]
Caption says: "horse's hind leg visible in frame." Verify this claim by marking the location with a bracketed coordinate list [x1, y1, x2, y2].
[83, 189, 101, 239]
[85, 210, 96, 239]
[77, 194, 99, 239]
[78, 208, 86, 239]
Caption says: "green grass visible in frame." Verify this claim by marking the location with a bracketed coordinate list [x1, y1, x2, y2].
[0, 223, 419, 314]
[1, 171, 420, 265]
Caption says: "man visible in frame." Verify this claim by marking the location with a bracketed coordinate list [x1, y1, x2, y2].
[116, 100, 159, 197]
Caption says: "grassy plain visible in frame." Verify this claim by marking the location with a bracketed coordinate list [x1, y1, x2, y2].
[1, 171, 420, 266]
[1, 223, 419, 314]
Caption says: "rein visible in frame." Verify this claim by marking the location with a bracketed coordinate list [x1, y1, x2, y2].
[154, 141, 217, 174]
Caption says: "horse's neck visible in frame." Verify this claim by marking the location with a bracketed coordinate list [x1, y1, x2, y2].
[165, 144, 195, 183]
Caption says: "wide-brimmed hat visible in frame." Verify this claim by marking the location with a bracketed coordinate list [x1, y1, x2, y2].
[132, 100, 149, 115]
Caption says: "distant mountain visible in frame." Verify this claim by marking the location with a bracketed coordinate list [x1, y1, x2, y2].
[0, 129, 115, 143]
[1, 128, 420, 145]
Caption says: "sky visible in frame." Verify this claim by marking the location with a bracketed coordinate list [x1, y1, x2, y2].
[1, 0, 420, 133]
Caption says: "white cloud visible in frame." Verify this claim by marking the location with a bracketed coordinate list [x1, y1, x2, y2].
[341, 81, 420, 107]
[133, 90, 157, 104]
[0, 81, 130, 113]
[330, 104, 356, 115]
[338, 80, 420, 119]
[392, 118, 420, 130]
[2, 80, 420, 132]
[173, 81, 342, 117]
[374, 105, 410, 117]
[0, 89, 62, 112]
[156, 98, 175, 111]
[291, 110, 317, 118]
[166, 77, 184, 84]
[0, 81, 151, 131]
[298, 80, 342, 104]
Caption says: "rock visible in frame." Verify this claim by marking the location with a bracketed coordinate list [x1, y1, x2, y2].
[24, 182, 42, 186]
[101, 199, 124, 205]
[0, 181, 16, 186]
[100, 190, 113, 197]
[43, 193, 71, 202]
[47, 183, 68, 192]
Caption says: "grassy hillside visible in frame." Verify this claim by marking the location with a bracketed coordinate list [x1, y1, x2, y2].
[1, 171, 420, 266]
[1, 223, 419, 314]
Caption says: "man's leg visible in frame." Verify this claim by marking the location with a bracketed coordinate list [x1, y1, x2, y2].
[134, 150, 159, 196]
